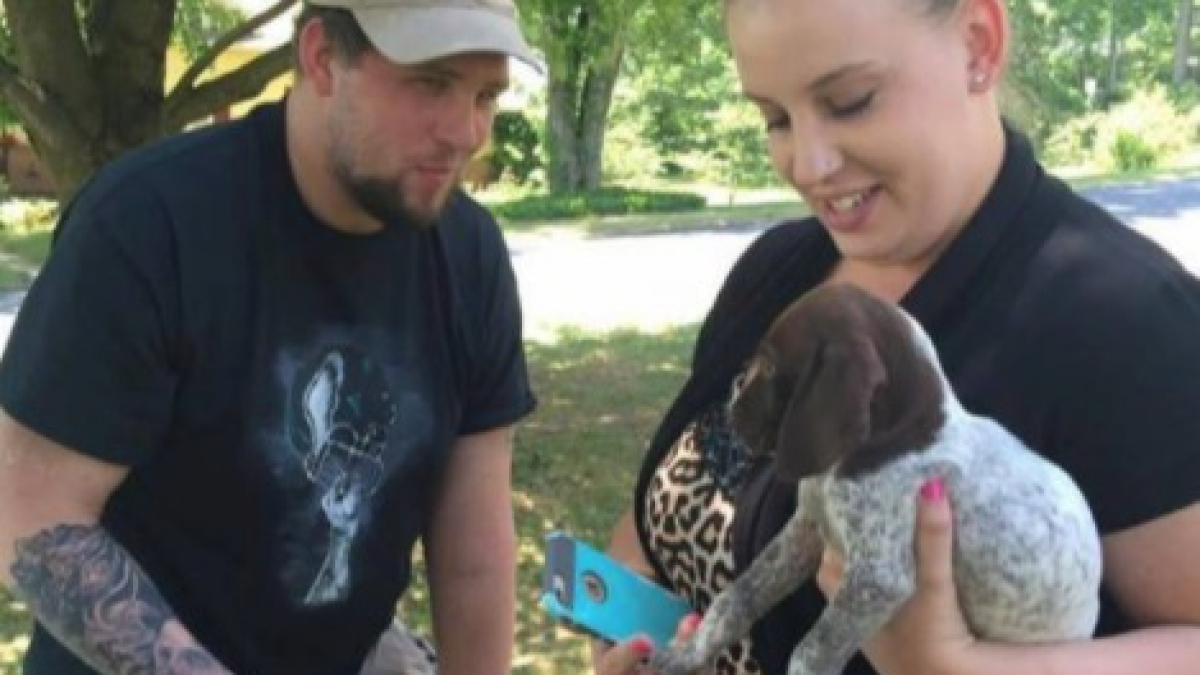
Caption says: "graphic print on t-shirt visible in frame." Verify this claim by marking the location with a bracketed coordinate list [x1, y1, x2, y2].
[288, 345, 397, 605]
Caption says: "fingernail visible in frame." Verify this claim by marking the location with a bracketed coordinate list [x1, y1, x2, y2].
[631, 635, 654, 657]
[682, 613, 702, 632]
[920, 477, 945, 502]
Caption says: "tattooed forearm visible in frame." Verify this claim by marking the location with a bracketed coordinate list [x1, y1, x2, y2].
[11, 524, 231, 674]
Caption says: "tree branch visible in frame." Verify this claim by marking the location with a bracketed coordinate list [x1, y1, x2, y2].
[172, 0, 296, 97]
[163, 43, 291, 131]
[4, 0, 103, 137]
[0, 56, 86, 152]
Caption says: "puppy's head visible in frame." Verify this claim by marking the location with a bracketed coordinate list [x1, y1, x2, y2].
[730, 283, 946, 483]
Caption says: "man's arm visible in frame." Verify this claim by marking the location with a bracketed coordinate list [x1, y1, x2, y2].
[0, 408, 231, 674]
[423, 426, 517, 675]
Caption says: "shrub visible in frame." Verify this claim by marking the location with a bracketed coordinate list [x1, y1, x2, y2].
[490, 111, 541, 185]
[1091, 86, 1193, 173]
[0, 197, 57, 234]
[1110, 130, 1158, 172]
[1043, 113, 1101, 169]
[491, 187, 707, 222]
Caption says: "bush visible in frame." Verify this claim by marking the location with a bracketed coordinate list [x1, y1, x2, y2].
[490, 111, 541, 185]
[1110, 130, 1158, 172]
[1091, 86, 1193, 173]
[0, 197, 57, 234]
[1042, 113, 1101, 169]
[491, 187, 707, 222]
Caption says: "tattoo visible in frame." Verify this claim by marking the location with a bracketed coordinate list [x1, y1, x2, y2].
[11, 524, 230, 674]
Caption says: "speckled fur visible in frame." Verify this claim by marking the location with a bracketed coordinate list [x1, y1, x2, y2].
[651, 285, 1103, 675]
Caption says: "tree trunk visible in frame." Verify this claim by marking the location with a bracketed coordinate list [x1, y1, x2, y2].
[1174, 0, 1194, 86]
[0, 0, 295, 201]
[1105, 0, 1121, 103]
[539, 3, 629, 194]
[545, 76, 582, 192]
[576, 41, 624, 190]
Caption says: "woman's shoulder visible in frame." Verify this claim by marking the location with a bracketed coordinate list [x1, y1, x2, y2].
[996, 179, 1200, 400]
[1032, 180, 1200, 328]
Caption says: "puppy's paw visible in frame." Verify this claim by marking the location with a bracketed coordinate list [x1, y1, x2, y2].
[648, 646, 709, 675]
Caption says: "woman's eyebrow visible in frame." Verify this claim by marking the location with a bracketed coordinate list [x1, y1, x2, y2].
[742, 61, 881, 104]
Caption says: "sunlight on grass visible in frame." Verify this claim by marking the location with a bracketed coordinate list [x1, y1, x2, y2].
[0, 589, 29, 675]
[510, 325, 695, 671]
[396, 324, 697, 673]
[0, 229, 51, 292]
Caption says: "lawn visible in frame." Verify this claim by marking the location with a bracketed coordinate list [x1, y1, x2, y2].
[0, 324, 699, 674]
[403, 325, 697, 674]
[0, 230, 48, 292]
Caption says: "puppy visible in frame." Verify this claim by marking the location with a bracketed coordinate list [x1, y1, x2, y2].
[650, 283, 1102, 675]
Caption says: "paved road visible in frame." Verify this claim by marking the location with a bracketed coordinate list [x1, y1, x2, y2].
[511, 177, 1200, 339]
[3, 177, 1200, 348]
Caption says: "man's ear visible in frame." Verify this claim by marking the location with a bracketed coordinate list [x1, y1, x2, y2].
[296, 17, 337, 96]
[772, 335, 886, 482]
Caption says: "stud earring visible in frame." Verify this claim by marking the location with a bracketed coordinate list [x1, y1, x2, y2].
[970, 71, 988, 90]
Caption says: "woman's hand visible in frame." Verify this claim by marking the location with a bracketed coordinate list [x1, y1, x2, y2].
[593, 634, 656, 675]
[816, 478, 982, 675]
[594, 614, 713, 675]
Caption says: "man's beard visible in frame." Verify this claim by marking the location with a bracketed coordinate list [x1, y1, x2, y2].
[331, 157, 454, 231]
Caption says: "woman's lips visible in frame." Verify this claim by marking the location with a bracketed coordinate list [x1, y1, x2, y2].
[819, 186, 880, 234]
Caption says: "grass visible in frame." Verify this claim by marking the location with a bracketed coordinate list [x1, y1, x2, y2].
[0, 230, 48, 292]
[501, 200, 809, 240]
[0, 590, 29, 674]
[0, 324, 698, 674]
[1057, 158, 1200, 188]
[510, 326, 695, 672]
[404, 325, 697, 674]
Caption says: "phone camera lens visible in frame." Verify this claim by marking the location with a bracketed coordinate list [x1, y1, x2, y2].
[581, 571, 607, 603]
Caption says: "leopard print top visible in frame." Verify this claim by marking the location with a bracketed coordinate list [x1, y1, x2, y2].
[642, 404, 762, 675]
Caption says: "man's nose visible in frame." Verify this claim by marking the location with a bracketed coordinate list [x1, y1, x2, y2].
[436, 100, 487, 154]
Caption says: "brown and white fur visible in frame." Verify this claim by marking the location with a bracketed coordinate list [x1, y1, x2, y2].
[650, 283, 1102, 675]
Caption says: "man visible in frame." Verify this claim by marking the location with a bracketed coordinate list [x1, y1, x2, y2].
[0, 1, 539, 672]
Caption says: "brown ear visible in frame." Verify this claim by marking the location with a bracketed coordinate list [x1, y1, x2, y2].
[772, 335, 886, 482]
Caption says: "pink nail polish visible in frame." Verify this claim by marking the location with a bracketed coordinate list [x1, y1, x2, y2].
[683, 613, 702, 632]
[631, 636, 654, 657]
[920, 477, 945, 501]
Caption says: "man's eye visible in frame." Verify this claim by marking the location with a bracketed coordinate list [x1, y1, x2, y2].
[415, 77, 450, 94]
[764, 114, 790, 133]
[829, 92, 875, 119]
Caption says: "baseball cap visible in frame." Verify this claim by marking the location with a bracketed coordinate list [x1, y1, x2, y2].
[307, 0, 543, 73]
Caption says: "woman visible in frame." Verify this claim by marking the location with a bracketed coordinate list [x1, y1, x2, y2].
[596, 0, 1200, 673]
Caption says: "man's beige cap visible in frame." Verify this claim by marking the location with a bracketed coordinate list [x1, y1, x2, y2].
[307, 0, 542, 72]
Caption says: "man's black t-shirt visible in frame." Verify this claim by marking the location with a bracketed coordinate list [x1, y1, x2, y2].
[0, 102, 535, 674]
[634, 126, 1200, 675]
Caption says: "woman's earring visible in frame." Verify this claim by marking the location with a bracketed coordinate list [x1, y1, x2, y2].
[970, 71, 989, 92]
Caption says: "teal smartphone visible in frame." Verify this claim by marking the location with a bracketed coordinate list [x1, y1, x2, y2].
[540, 531, 693, 649]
